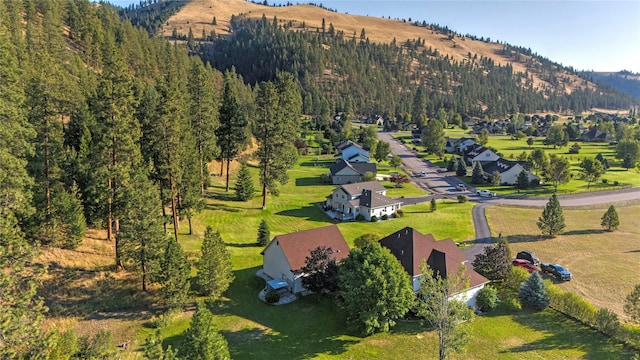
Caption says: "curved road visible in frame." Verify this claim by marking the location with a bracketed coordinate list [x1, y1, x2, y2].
[378, 131, 640, 261]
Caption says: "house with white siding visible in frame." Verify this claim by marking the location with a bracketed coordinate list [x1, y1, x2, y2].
[335, 141, 370, 163]
[478, 158, 539, 185]
[328, 159, 377, 185]
[379, 227, 489, 308]
[325, 181, 402, 221]
[465, 144, 500, 163]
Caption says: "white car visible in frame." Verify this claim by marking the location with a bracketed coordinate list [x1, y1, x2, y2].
[455, 184, 467, 191]
[476, 189, 497, 197]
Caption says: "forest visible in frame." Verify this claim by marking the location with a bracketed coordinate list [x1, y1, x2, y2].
[0, 0, 638, 358]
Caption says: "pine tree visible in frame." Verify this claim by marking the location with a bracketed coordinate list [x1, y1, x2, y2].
[216, 70, 248, 192]
[537, 194, 565, 237]
[160, 238, 191, 309]
[197, 227, 234, 298]
[456, 158, 467, 177]
[471, 161, 484, 184]
[430, 198, 437, 212]
[257, 220, 270, 246]
[184, 303, 231, 360]
[601, 205, 620, 231]
[518, 272, 549, 311]
[446, 156, 457, 172]
[516, 170, 529, 189]
[235, 161, 255, 201]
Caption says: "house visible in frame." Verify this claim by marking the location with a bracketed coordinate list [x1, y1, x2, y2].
[261, 225, 350, 294]
[465, 144, 500, 163]
[579, 127, 615, 142]
[477, 158, 539, 185]
[379, 227, 489, 308]
[325, 181, 402, 221]
[328, 159, 377, 185]
[335, 141, 370, 163]
[445, 137, 477, 154]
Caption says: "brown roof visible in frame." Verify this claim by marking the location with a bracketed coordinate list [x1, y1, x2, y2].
[379, 227, 488, 289]
[268, 225, 350, 272]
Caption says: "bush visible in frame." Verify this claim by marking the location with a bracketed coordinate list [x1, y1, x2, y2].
[457, 195, 468, 203]
[355, 214, 364, 221]
[602, 179, 608, 184]
[613, 180, 619, 186]
[395, 209, 404, 217]
[476, 285, 499, 312]
[265, 290, 280, 304]
[370, 215, 378, 222]
[381, 214, 389, 220]
[530, 179, 540, 187]
[594, 308, 620, 336]
[150, 308, 182, 329]
[547, 282, 597, 324]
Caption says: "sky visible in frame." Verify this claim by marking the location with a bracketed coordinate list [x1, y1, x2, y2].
[109, 0, 640, 73]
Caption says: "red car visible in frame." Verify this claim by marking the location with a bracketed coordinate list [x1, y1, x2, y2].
[512, 259, 538, 273]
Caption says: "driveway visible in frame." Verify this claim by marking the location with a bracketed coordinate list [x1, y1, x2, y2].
[378, 131, 640, 261]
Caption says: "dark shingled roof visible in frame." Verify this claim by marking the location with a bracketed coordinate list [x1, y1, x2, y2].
[340, 181, 386, 197]
[359, 189, 401, 209]
[379, 227, 488, 289]
[266, 225, 350, 272]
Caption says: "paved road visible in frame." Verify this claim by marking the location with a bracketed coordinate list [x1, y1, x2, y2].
[379, 131, 640, 261]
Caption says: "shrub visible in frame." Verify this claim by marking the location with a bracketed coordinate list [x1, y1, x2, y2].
[395, 209, 404, 217]
[547, 282, 597, 323]
[381, 214, 389, 220]
[265, 290, 280, 304]
[602, 178, 608, 184]
[530, 179, 540, 187]
[150, 308, 182, 329]
[355, 214, 364, 221]
[457, 195, 468, 203]
[613, 180, 619, 186]
[476, 285, 499, 312]
[594, 308, 620, 336]
[370, 215, 378, 222]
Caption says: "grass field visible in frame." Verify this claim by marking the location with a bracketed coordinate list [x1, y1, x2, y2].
[486, 204, 640, 320]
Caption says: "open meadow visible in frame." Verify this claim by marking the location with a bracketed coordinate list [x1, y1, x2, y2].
[38, 155, 639, 359]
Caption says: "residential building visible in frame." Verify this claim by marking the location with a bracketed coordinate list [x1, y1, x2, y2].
[335, 141, 370, 163]
[328, 159, 377, 185]
[478, 158, 539, 185]
[325, 181, 402, 221]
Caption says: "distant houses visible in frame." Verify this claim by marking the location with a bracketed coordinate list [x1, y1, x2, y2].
[325, 181, 402, 221]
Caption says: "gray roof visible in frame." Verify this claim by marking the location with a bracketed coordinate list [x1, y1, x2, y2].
[329, 159, 377, 176]
[359, 189, 401, 209]
[478, 158, 525, 174]
[340, 181, 386, 197]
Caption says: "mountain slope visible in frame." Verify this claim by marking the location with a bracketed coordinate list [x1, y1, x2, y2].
[580, 71, 640, 99]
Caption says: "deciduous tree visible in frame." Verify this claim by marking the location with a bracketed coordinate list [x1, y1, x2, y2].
[543, 154, 571, 192]
[374, 140, 391, 162]
[579, 158, 604, 189]
[301, 246, 339, 294]
[421, 119, 446, 156]
[471, 243, 510, 281]
[389, 155, 402, 169]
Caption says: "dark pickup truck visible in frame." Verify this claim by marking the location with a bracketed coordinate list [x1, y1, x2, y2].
[541, 263, 572, 281]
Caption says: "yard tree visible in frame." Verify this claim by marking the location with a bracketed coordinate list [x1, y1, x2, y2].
[516, 170, 529, 189]
[430, 198, 437, 212]
[544, 124, 567, 148]
[421, 118, 446, 156]
[197, 227, 234, 298]
[476, 285, 499, 312]
[160, 237, 191, 309]
[184, 302, 231, 360]
[600, 205, 620, 231]
[359, 125, 378, 152]
[216, 70, 248, 192]
[543, 154, 571, 192]
[119, 168, 166, 291]
[254, 73, 302, 210]
[595, 153, 609, 170]
[527, 137, 534, 147]
[518, 272, 549, 311]
[187, 57, 220, 197]
[579, 158, 604, 189]
[301, 246, 339, 294]
[456, 158, 467, 177]
[257, 220, 270, 246]
[446, 156, 457, 172]
[624, 284, 640, 324]
[537, 194, 565, 237]
[337, 243, 414, 335]
[491, 170, 501, 186]
[415, 262, 474, 360]
[143, 330, 179, 360]
[389, 155, 402, 169]
[471, 161, 484, 184]
[354, 233, 380, 248]
[528, 149, 548, 175]
[471, 242, 510, 281]
[477, 128, 489, 146]
[374, 140, 391, 162]
[235, 161, 255, 201]
[616, 140, 639, 166]
[390, 173, 410, 187]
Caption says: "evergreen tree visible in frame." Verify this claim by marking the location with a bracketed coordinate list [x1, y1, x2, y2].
[160, 237, 191, 309]
[197, 227, 234, 298]
[471, 242, 510, 281]
[595, 153, 609, 170]
[446, 156, 457, 172]
[254, 73, 302, 209]
[471, 161, 484, 184]
[421, 119, 446, 156]
[491, 170, 501, 186]
[600, 205, 620, 231]
[430, 198, 437, 212]
[119, 167, 166, 291]
[184, 303, 231, 360]
[257, 220, 270, 246]
[456, 158, 467, 176]
[537, 194, 565, 237]
[235, 161, 255, 201]
[477, 128, 489, 146]
[518, 272, 549, 311]
[50, 183, 86, 249]
[624, 284, 640, 325]
[528, 148, 548, 175]
[516, 170, 529, 189]
[216, 70, 248, 192]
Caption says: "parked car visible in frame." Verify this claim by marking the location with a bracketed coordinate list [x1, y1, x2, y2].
[455, 184, 467, 191]
[541, 263, 572, 281]
[516, 250, 540, 266]
[512, 259, 538, 273]
[476, 189, 497, 197]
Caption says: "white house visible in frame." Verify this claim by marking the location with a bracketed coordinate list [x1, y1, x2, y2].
[445, 137, 477, 154]
[261, 225, 350, 294]
[328, 159, 377, 185]
[379, 227, 489, 308]
[335, 141, 370, 163]
[466, 144, 500, 163]
[478, 158, 539, 185]
[325, 181, 402, 221]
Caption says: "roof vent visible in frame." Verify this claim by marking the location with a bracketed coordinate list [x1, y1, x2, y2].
[401, 250, 404, 256]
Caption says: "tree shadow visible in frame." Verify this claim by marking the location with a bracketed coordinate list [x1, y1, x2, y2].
[208, 267, 356, 359]
[299, 161, 332, 167]
[208, 191, 238, 202]
[503, 310, 635, 358]
[275, 204, 336, 223]
[295, 177, 324, 186]
[562, 229, 606, 236]
[204, 203, 242, 213]
[503, 234, 550, 244]
[226, 243, 261, 248]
